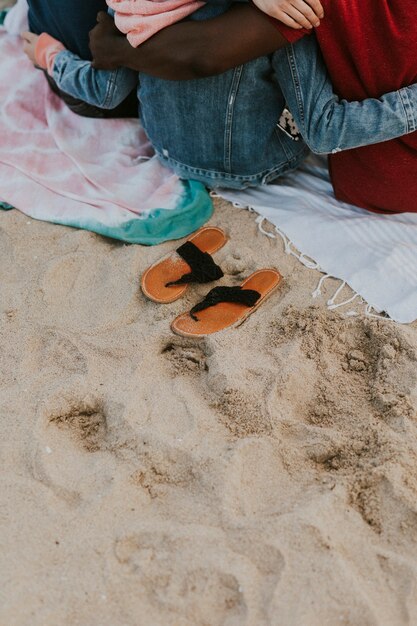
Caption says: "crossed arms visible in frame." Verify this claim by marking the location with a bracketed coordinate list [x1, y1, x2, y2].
[89, 5, 288, 80]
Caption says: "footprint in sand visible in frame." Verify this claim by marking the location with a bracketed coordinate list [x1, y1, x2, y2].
[113, 532, 247, 625]
[268, 307, 417, 433]
[47, 394, 108, 452]
[212, 388, 272, 437]
[221, 438, 303, 522]
[267, 306, 366, 428]
[38, 252, 136, 329]
[112, 529, 286, 625]
[31, 391, 117, 505]
[23, 329, 88, 377]
[203, 344, 277, 437]
[366, 324, 417, 424]
[350, 471, 417, 539]
[129, 438, 200, 500]
[161, 339, 208, 376]
[226, 529, 286, 622]
[162, 331, 280, 439]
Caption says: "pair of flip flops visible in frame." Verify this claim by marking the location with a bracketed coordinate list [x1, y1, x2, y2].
[141, 227, 282, 337]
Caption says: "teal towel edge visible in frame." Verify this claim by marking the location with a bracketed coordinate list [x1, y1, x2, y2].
[0, 180, 214, 245]
[0, 10, 8, 26]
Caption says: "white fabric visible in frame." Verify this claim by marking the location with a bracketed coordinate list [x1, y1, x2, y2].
[218, 156, 417, 324]
[4, 0, 28, 35]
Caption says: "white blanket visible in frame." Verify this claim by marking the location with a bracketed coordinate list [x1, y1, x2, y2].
[218, 156, 417, 324]
[4, 0, 28, 34]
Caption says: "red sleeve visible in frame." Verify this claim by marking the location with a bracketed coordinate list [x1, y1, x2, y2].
[267, 16, 309, 43]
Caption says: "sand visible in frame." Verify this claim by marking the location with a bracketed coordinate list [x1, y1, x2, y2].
[1, 196, 417, 625]
[2, 0, 417, 619]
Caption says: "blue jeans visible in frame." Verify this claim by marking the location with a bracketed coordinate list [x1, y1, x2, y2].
[139, 55, 309, 189]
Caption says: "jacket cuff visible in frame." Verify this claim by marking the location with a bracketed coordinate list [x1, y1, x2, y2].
[35, 33, 66, 75]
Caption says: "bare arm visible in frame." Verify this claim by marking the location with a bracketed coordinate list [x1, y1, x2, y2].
[89, 6, 288, 80]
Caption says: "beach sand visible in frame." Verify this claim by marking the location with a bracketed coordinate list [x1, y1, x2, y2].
[1, 197, 417, 625]
[2, 0, 417, 620]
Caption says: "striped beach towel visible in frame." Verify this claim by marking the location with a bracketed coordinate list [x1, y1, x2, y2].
[219, 156, 417, 324]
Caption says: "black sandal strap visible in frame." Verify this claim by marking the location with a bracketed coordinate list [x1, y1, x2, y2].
[190, 286, 261, 321]
[165, 241, 224, 287]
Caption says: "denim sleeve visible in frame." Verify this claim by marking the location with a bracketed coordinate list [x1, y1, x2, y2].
[273, 35, 417, 155]
[52, 50, 138, 110]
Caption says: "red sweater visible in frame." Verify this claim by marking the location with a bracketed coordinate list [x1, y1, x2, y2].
[274, 1, 417, 213]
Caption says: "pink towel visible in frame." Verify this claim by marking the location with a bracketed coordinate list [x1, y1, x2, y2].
[0, 30, 211, 244]
[107, 0, 205, 47]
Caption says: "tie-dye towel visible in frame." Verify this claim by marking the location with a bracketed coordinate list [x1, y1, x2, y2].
[0, 26, 212, 245]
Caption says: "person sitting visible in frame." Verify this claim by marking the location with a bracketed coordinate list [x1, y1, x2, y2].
[23, 0, 321, 114]
[88, 0, 417, 213]
[23, 0, 417, 213]
[26, 0, 138, 117]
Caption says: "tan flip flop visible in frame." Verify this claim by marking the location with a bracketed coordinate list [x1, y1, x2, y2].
[141, 226, 228, 304]
[171, 269, 283, 337]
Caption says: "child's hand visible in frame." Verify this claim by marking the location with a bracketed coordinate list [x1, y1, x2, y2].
[253, 0, 324, 29]
[21, 31, 39, 64]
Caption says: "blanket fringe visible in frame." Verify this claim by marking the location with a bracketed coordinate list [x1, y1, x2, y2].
[364, 304, 387, 320]
[250, 207, 390, 320]
[327, 282, 361, 310]
[255, 214, 365, 314]
[212, 197, 392, 321]
[312, 273, 331, 298]
[256, 216, 320, 269]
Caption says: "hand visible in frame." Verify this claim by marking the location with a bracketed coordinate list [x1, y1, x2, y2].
[89, 12, 129, 69]
[21, 31, 39, 64]
[252, 0, 324, 29]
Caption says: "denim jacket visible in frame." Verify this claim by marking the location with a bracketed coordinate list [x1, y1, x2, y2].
[51, 52, 138, 110]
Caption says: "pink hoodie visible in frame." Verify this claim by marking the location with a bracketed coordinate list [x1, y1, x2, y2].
[34, 0, 205, 74]
[107, 0, 205, 47]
